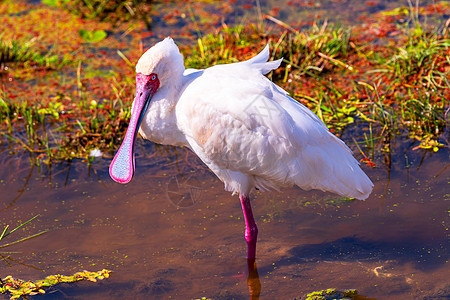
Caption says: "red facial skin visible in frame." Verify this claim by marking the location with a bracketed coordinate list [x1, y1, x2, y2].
[136, 73, 160, 97]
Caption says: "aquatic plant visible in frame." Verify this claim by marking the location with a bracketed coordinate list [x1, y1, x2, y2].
[78, 29, 108, 43]
[0, 215, 46, 250]
[0, 269, 111, 299]
[302, 288, 362, 300]
[0, 93, 61, 164]
[0, 215, 47, 269]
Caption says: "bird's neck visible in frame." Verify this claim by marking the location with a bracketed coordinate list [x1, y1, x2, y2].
[158, 72, 183, 105]
[138, 75, 187, 147]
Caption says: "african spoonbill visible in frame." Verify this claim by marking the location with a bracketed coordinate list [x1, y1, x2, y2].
[109, 37, 373, 260]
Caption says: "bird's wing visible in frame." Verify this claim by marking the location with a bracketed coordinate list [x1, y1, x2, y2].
[176, 60, 311, 191]
[177, 48, 372, 199]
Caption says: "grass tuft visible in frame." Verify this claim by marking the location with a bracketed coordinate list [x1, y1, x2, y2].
[0, 37, 66, 70]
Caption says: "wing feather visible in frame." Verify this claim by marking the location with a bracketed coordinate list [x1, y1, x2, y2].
[176, 47, 373, 199]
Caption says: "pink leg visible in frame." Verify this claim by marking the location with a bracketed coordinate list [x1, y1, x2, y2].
[239, 194, 258, 259]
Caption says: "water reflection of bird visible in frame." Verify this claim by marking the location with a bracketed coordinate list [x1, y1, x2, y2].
[109, 37, 373, 260]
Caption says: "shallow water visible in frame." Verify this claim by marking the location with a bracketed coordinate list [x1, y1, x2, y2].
[1, 131, 449, 299]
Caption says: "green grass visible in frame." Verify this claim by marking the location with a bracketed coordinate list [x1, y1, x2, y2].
[0, 215, 47, 264]
[372, 24, 450, 90]
[0, 39, 33, 65]
[0, 37, 66, 70]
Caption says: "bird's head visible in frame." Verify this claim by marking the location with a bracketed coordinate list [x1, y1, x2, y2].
[132, 37, 185, 139]
[109, 37, 184, 184]
[135, 37, 184, 92]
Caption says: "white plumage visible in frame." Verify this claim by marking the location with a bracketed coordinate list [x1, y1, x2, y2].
[110, 37, 373, 259]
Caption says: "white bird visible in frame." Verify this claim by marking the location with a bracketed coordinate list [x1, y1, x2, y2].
[109, 37, 373, 260]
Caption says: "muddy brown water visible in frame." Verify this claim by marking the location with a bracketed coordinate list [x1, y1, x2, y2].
[1, 133, 448, 299]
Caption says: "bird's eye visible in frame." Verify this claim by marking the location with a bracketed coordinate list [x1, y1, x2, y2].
[150, 74, 156, 81]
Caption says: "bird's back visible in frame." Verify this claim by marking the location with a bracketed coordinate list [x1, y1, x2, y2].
[177, 46, 373, 199]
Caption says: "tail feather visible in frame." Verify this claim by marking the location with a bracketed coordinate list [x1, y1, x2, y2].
[252, 58, 283, 75]
[246, 44, 270, 64]
[293, 142, 373, 200]
[245, 44, 283, 75]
